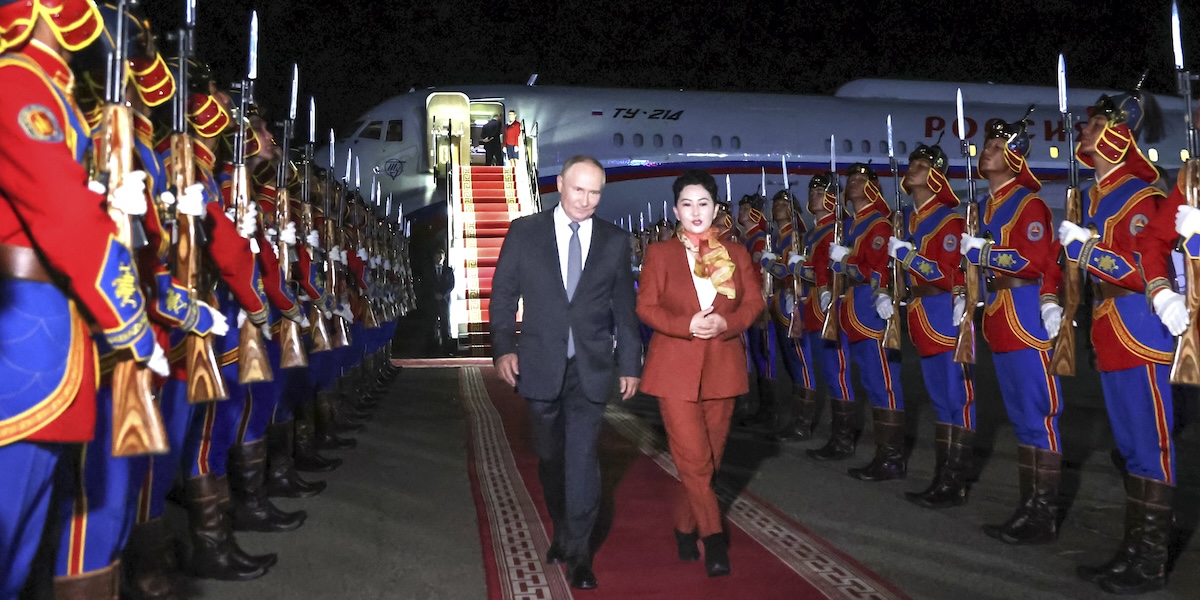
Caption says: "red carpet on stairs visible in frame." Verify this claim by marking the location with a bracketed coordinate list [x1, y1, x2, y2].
[461, 366, 910, 600]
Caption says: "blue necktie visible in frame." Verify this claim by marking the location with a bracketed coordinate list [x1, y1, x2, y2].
[566, 221, 581, 357]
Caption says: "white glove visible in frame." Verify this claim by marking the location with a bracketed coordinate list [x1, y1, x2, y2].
[788, 253, 804, 266]
[265, 228, 278, 245]
[248, 237, 261, 255]
[201, 300, 229, 337]
[237, 309, 248, 328]
[1176, 204, 1200, 238]
[887, 237, 914, 260]
[1040, 302, 1063, 339]
[307, 230, 321, 249]
[959, 233, 987, 256]
[110, 171, 148, 216]
[829, 242, 850, 264]
[874, 293, 894, 319]
[300, 314, 311, 329]
[330, 245, 343, 265]
[146, 342, 169, 377]
[820, 290, 832, 311]
[322, 308, 334, 320]
[261, 323, 272, 341]
[761, 251, 778, 263]
[88, 180, 106, 195]
[334, 303, 354, 323]
[279, 221, 297, 246]
[1153, 290, 1190, 336]
[356, 247, 368, 262]
[953, 295, 967, 326]
[1057, 220, 1091, 246]
[237, 202, 258, 238]
[176, 183, 206, 217]
[384, 259, 392, 271]
[340, 248, 350, 264]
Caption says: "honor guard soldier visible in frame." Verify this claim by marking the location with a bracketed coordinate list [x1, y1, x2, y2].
[736, 193, 774, 422]
[803, 173, 857, 459]
[888, 142, 976, 507]
[961, 117, 1066, 542]
[1063, 90, 1175, 595]
[0, 0, 163, 596]
[716, 200, 736, 242]
[760, 190, 816, 441]
[828, 163, 905, 481]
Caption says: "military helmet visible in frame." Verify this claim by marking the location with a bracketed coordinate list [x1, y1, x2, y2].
[1079, 79, 1162, 184]
[908, 141, 949, 173]
[845, 162, 878, 181]
[984, 109, 1041, 192]
[902, 138, 959, 205]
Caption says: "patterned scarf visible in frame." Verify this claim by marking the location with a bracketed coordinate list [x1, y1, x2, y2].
[678, 227, 736, 299]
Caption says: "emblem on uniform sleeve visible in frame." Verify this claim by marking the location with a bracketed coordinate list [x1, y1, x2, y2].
[1027, 221, 1045, 242]
[943, 233, 957, 251]
[872, 236, 885, 250]
[1129, 214, 1149, 235]
[18, 104, 64, 143]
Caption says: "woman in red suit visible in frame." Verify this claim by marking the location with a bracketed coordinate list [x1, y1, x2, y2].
[637, 169, 765, 577]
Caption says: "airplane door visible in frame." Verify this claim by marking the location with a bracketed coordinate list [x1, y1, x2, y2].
[425, 92, 471, 176]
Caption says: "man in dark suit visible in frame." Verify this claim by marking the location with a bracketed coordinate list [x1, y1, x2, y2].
[481, 113, 503, 166]
[426, 248, 455, 354]
[490, 155, 642, 590]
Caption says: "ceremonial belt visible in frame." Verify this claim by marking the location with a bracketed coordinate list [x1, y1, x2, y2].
[986, 276, 1037, 293]
[908, 283, 946, 298]
[845, 278, 866, 288]
[0, 243, 52, 283]
[1094, 281, 1136, 300]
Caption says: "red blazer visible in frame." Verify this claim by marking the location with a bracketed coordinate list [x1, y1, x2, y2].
[638, 238, 765, 401]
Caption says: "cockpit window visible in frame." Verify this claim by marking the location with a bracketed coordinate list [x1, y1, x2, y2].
[339, 120, 365, 139]
[386, 120, 403, 142]
[358, 121, 383, 140]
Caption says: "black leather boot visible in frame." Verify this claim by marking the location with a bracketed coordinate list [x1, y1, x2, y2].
[184, 474, 273, 581]
[123, 518, 178, 600]
[53, 560, 119, 600]
[265, 421, 326, 498]
[701, 533, 730, 577]
[982, 446, 1060, 545]
[315, 391, 358, 450]
[1098, 477, 1172, 595]
[1077, 475, 1142, 584]
[807, 400, 859, 461]
[227, 440, 307, 533]
[906, 424, 973, 508]
[777, 386, 816, 442]
[294, 407, 342, 471]
[848, 407, 907, 481]
[674, 530, 700, 561]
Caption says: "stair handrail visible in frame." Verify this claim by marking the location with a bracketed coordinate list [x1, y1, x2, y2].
[523, 120, 541, 213]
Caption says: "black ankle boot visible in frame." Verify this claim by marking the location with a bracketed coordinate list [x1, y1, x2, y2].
[674, 530, 700, 561]
[701, 533, 730, 577]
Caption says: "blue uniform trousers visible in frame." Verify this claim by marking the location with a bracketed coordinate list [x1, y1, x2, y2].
[184, 363, 247, 478]
[0, 442, 61, 600]
[810, 333, 852, 402]
[746, 324, 776, 380]
[993, 347, 1062, 451]
[240, 342, 284, 446]
[773, 321, 813, 389]
[849, 338, 903, 410]
[918, 351, 976, 428]
[1101, 363, 1175, 484]
[141, 378, 191, 521]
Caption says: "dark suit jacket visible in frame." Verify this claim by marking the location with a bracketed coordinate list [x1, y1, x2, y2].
[637, 237, 764, 401]
[490, 209, 641, 403]
[481, 118, 502, 149]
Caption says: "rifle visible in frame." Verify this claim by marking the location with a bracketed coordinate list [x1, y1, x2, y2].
[99, 0, 167, 456]
[231, 11, 272, 384]
[883, 115, 905, 351]
[822, 136, 845, 341]
[276, 64, 307, 368]
[170, 0, 226, 403]
[326, 140, 352, 348]
[784, 157, 805, 338]
[1050, 54, 1083, 377]
[953, 89, 979, 364]
[303, 98, 333, 352]
[1171, 1, 1200, 385]
[361, 176, 382, 330]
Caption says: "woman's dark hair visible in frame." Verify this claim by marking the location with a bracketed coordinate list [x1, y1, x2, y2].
[672, 169, 719, 205]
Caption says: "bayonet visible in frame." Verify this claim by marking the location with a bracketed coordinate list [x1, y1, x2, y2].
[1051, 54, 1082, 376]
[883, 114, 904, 350]
[953, 89, 978, 364]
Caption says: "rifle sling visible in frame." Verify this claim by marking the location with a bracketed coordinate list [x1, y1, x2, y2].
[0, 243, 52, 283]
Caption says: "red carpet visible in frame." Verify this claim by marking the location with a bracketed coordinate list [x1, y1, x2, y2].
[462, 366, 909, 600]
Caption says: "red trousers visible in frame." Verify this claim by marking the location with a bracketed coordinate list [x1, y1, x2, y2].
[657, 397, 734, 537]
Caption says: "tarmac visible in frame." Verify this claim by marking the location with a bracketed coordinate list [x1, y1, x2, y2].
[185, 322, 1198, 600]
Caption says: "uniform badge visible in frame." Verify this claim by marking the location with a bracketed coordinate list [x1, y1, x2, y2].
[872, 236, 885, 250]
[1129, 214, 1149, 235]
[943, 233, 957, 252]
[18, 104, 64, 143]
[1027, 221, 1045, 242]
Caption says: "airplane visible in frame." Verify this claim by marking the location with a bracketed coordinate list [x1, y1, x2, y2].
[326, 77, 1191, 226]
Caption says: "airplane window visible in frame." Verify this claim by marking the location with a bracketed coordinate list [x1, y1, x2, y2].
[898, 141, 908, 154]
[842, 139, 852, 153]
[652, 134, 663, 148]
[339, 120, 365, 139]
[825, 138, 831, 153]
[731, 136, 741, 149]
[879, 140, 887, 154]
[613, 133, 624, 147]
[633, 133, 644, 147]
[386, 120, 403, 142]
[672, 135, 683, 149]
[862, 140, 870, 153]
[359, 121, 383, 140]
[712, 136, 721, 149]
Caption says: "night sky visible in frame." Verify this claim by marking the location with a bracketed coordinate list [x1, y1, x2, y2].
[139, 0, 1200, 137]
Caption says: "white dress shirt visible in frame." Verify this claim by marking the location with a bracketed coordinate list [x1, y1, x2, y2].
[686, 248, 718, 310]
[553, 205, 592, 290]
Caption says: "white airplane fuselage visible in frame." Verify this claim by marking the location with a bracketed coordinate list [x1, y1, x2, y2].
[330, 80, 1190, 224]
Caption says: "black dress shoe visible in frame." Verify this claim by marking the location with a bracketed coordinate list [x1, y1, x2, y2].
[567, 557, 597, 590]
[545, 542, 565, 565]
